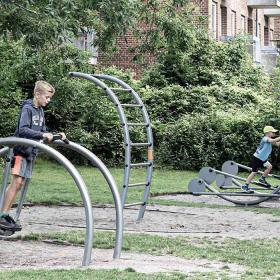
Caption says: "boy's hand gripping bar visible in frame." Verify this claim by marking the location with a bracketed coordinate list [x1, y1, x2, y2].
[52, 134, 70, 144]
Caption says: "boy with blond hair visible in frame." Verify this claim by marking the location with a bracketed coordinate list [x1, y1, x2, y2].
[0, 81, 66, 231]
[241, 126, 280, 193]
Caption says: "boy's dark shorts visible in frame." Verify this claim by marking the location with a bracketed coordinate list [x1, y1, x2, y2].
[250, 156, 270, 172]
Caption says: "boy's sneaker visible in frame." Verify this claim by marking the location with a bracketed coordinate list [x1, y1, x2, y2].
[0, 215, 21, 231]
[258, 177, 271, 188]
[241, 185, 254, 194]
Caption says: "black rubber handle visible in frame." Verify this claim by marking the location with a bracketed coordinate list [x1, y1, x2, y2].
[52, 134, 70, 144]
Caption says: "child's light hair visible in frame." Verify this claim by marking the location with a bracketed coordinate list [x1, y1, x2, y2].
[34, 81, 55, 95]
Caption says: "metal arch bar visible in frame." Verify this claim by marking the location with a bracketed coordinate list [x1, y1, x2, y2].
[0, 148, 13, 209]
[91, 74, 154, 221]
[1, 142, 123, 259]
[0, 137, 93, 267]
[188, 191, 280, 197]
[52, 140, 123, 259]
[205, 167, 275, 205]
[0, 147, 9, 157]
[69, 72, 132, 206]
[205, 179, 275, 206]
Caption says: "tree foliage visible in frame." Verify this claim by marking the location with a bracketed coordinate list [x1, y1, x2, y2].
[0, 0, 138, 51]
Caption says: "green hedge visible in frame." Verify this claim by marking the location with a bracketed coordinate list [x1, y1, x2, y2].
[140, 84, 280, 169]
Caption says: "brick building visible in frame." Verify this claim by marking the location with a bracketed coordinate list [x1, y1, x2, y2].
[201, 0, 280, 73]
[76, 1, 280, 75]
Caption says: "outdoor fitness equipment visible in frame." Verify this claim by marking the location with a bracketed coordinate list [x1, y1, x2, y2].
[69, 72, 154, 221]
[0, 137, 93, 266]
[0, 136, 123, 266]
[188, 160, 280, 206]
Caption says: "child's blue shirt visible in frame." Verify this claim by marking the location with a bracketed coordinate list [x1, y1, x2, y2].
[253, 136, 272, 161]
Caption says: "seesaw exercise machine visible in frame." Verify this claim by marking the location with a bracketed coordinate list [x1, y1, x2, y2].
[0, 72, 154, 266]
[188, 160, 280, 206]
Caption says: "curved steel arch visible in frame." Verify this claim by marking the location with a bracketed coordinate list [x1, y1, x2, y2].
[51, 140, 123, 259]
[69, 72, 154, 221]
[0, 140, 123, 259]
[0, 137, 93, 266]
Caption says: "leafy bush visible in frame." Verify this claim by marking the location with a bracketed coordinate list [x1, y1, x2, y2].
[156, 111, 276, 170]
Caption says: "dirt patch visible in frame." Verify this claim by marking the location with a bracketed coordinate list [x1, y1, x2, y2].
[1, 201, 280, 274]
[9, 203, 280, 239]
[0, 240, 243, 275]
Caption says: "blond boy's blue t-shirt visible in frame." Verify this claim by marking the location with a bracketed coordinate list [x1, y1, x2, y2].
[253, 136, 272, 161]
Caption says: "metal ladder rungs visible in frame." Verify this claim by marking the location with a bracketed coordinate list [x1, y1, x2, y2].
[124, 202, 145, 208]
[110, 88, 132, 92]
[130, 162, 152, 168]
[130, 142, 151, 147]
[127, 122, 149, 127]
[120, 104, 142, 108]
[127, 182, 148, 187]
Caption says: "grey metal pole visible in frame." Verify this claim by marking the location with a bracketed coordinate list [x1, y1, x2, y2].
[0, 147, 9, 157]
[0, 137, 93, 266]
[0, 149, 13, 209]
[233, 161, 280, 179]
[53, 140, 123, 259]
[93, 74, 154, 221]
[210, 167, 267, 187]
[69, 72, 132, 208]
[14, 178, 30, 221]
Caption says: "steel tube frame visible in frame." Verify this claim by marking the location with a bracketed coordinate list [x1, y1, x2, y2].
[52, 140, 123, 259]
[68, 72, 131, 207]
[233, 161, 280, 179]
[69, 72, 131, 206]
[210, 167, 266, 187]
[1, 141, 123, 259]
[205, 169, 278, 205]
[0, 149, 13, 209]
[93, 74, 154, 220]
[0, 137, 93, 266]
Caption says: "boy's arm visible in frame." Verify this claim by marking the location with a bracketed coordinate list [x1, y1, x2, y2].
[267, 136, 280, 144]
[18, 107, 44, 140]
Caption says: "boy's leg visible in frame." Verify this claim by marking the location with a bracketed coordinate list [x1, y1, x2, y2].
[259, 162, 272, 186]
[0, 175, 24, 231]
[263, 162, 272, 177]
[0, 155, 28, 231]
[1, 175, 24, 213]
[241, 172, 256, 193]
[246, 172, 257, 185]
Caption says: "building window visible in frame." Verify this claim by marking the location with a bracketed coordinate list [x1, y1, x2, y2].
[211, 1, 217, 39]
[221, 6, 227, 37]
[248, 18, 253, 35]
[231, 10, 236, 36]
[72, 30, 98, 64]
[264, 26, 269, 46]
[258, 23, 261, 39]
[241, 15, 246, 34]
[269, 29, 274, 45]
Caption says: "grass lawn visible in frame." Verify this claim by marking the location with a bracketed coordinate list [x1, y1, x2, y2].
[0, 157, 197, 205]
[1, 157, 280, 216]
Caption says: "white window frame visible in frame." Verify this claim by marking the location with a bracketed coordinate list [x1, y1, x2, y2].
[231, 10, 236, 36]
[211, 1, 217, 39]
[241, 15, 246, 34]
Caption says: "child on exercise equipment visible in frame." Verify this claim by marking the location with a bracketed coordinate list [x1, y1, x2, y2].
[0, 81, 66, 231]
[241, 126, 280, 193]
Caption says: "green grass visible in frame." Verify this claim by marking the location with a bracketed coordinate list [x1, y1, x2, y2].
[2, 158, 280, 217]
[0, 269, 231, 280]
[0, 269, 214, 280]
[0, 158, 196, 205]
[13, 230, 280, 279]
